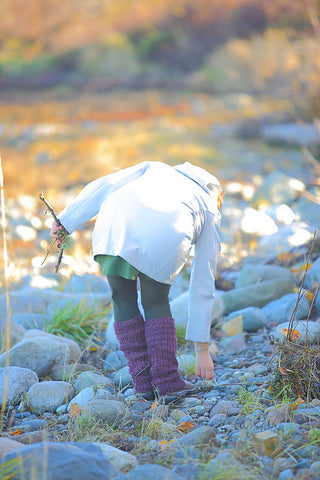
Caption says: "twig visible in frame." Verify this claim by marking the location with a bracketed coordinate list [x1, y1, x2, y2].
[39, 192, 67, 273]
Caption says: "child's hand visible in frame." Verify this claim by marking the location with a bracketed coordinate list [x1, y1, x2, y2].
[194, 342, 214, 380]
[50, 221, 69, 247]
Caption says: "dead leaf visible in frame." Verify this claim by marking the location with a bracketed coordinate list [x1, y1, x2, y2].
[177, 421, 195, 432]
[150, 401, 158, 410]
[279, 367, 289, 375]
[280, 328, 301, 341]
[69, 403, 81, 417]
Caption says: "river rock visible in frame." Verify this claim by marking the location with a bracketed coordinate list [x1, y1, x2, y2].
[45, 292, 108, 319]
[0, 441, 119, 479]
[261, 122, 320, 147]
[51, 363, 97, 381]
[256, 224, 314, 255]
[207, 451, 242, 475]
[106, 317, 120, 348]
[73, 371, 113, 393]
[0, 289, 70, 317]
[11, 313, 45, 330]
[0, 366, 38, 406]
[210, 400, 240, 417]
[68, 387, 113, 411]
[262, 293, 310, 325]
[295, 190, 320, 230]
[22, 329, 81, 363]
[27, 381, 74, 413]
[114, 366, 133, 390]
[0, 318, 26, 346]
[0, 337, 69, 377]
[113, 464, 185, 480]
[226, 306, 267, 332]
[221, 279, 294, 315]
[304, 257, 320, 290]
[104, 350, 127, 373]
[171, 426, 217, 449]
[235, 264, 296, 289]
[177, 354, 195, 375]
[64, 273, 111, 296]
[93, 443, 138, 473]
[170, 291, 224, 331]
[80, 399, 133, 428]
[0, 437, 26, 455]
[218, 335, 246, 355]
[273, 320, 320, 343]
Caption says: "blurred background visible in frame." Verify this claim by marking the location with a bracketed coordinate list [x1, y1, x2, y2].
[0, 0, 320, 281]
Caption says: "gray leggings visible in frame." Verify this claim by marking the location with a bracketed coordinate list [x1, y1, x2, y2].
[107, 275, 172, 322]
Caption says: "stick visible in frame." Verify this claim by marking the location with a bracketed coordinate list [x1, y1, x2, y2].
[39, 192, 66, 273]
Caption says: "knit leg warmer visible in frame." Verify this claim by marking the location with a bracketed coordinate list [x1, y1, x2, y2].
[113, 315, 153, 394]
[144, 317, 185, 396]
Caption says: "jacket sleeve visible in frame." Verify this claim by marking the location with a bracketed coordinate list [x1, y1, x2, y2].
[185, 210, 221, 342]
[58, 162, 149, 234]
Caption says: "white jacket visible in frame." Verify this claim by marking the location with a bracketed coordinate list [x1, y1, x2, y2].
[58, 161, 221, 342]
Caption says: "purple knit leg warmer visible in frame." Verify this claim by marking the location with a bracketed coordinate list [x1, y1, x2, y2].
[113, 315, 153, 394]
[145, 317, 185, 396]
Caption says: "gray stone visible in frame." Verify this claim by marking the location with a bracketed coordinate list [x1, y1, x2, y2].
[0, 441, 119, 480]
[11, 313, 45, 330]
[45, 292, 108, 319]
[81, 399, 133, 428]
[273, 320, 320, 344]
[310, 461, 320, 475]
[226, 306, 267, 332]
[293, 406, 320, 424]
[296, 445, 320, 459]
[0, 318, 26, 346]
[0, 337, 69, 376]
[114, 366, 133, 390]
[64, 273, 111, 296]
[51, 363, 97, 381]
[218, 335, 246, 355]
[261, 123, 320, 147]
[172, 426, 217, 449]
[73, 371, 113, 393]
[0, 437, 27, 455]
[104, 350, 127, 373]
[0, 366, 38, 406]
[221, 280, 294, 315]
[93, 443, 138, 473]
[13, 419, 47, 433]
[262, 293, 310, 325]
[27, 381, 74, 413]
[0, 289, 70, 316]
[177, 354, 195, 375]
[113, 464, 184, 480]
[22, 329, 81, 363]
[210, 400, 239, 417]
[304, 257, 320, 290]
[68, 387, 113, 411]
[295, 191, 320, 230]
[106, 317, 119, 348]
[256, 224, 314, 256]
[170, 291, 224, 331]
[208, 451, 240, 473]
[208, 413, 227, 427]
[235, 264, 296, 289]
[278, 468, 294, 480]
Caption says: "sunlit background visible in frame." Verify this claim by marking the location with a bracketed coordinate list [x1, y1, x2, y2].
[0, 0, 319, 284]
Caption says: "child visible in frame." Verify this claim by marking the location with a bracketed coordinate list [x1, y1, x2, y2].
[50, 161, 222, 402]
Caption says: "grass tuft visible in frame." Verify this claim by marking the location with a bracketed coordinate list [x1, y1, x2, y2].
[44, 300, 110, 345]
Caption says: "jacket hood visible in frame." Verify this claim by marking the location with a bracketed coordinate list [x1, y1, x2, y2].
[174, 162, 220, 197]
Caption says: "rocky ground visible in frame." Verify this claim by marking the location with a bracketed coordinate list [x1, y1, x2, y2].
[1, 91, 320, 479]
